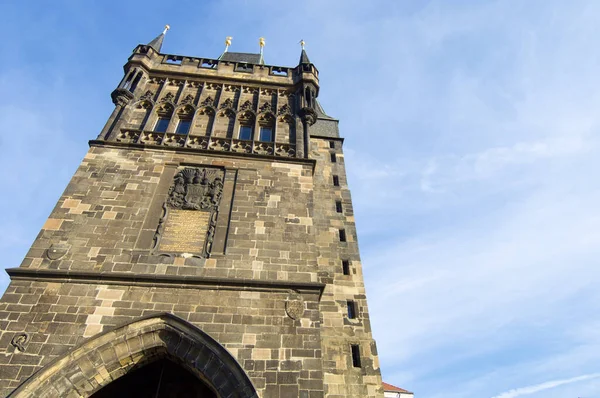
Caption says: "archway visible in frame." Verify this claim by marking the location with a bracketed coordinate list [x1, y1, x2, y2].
[92, 358, 217, 398]
[9, 313, 258, 398]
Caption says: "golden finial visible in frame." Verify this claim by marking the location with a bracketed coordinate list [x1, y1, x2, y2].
[224, 36, 232, 52]
[259, 37, 266, 48]
[163, 25, 170, 35]
[300, 39, 305, 50]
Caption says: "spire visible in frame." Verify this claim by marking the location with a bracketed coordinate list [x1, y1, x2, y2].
[299, 40, 311, 64]
[147, 25, 170, 53]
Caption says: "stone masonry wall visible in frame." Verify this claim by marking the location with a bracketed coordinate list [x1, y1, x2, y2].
[310, 136, 383, 397]
[0, 280, 322, 397]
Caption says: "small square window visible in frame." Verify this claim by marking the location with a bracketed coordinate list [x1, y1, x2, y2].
[351, 345, 361, 368]
[330, 153, 337, 163]
[342, 260, 351, 275]
[259, 127, 273, 142]
[176, 119, 191, 135]
[347, 301, 357, 319]
[333, 175, 340, 186]
[339, 229, 346, 242]
[329, 141, 335, 149]
[335, 200, 343, 213]
[154, 117, 170, 133]
[239, 125, 253, 140]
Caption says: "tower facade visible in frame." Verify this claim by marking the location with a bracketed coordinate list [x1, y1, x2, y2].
[0, 31, 383, 397]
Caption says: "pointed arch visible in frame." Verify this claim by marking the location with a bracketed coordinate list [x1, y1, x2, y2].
[192, 106, 215, 136]
[214, 107, 236, 138]
[129, 99, 153, 130]
[9, 313, 258, 398]
[276, 113, 296, 144]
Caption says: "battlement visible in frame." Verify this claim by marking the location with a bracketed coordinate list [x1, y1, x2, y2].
[128, 44, 319, 88]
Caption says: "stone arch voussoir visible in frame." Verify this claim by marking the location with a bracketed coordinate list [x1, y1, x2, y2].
[9, 313, 258, 398]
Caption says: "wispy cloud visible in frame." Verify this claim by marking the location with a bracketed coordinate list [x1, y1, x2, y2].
[491, 373, 600, 398]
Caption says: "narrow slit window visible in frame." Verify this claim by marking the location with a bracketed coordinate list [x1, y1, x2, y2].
[330, 153, 337, 163]
[351, 345, 361, 368]
[342, 260, 351, 275]
[347, 301, 357, 319]
[329, 141, 335, 149]
[336, 200, 343, 213]
[333, 175, 340, 187]
[154, 117, 170, 133]
[239, 125, 253, 140]
[259, 127, 273, 142]
[339, 229, 346, 242]
[176, 119, 191, 135]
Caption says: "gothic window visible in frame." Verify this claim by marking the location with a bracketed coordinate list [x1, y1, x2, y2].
[259, 126, 273, 142]
[154, 103, 174, 133]
[122, 71, 135, 90]
[154, 117, 170, 132]
[239, 125, 253, 140]
[129, 72, 143, 93]
[342, 260, 351, 275]
[351, 345, 361, 368]
[347, 301, 357, 319]
[176, 119, 191, 135]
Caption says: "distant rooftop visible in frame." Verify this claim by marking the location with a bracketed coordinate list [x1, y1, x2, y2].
[383, 382, 413, 394]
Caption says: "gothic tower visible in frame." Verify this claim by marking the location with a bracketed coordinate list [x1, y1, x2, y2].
[0, 29, 383, 397]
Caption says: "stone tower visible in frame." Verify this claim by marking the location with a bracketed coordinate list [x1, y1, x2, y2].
[0, 30, 383, 397]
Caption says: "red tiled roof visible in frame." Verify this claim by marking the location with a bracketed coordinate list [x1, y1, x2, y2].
[383, 382, 412, 394]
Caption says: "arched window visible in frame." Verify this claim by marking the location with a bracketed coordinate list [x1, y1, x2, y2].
[129, 71, 143, 93]
[154, 103, 174, 133]
[237, 110, 255, 141]
[121, 70, 136, 90]
[175, 105, 194, 135]
[258, 112, 275, 142]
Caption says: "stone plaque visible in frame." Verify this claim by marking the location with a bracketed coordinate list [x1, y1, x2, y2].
[159, 209, 210, 253]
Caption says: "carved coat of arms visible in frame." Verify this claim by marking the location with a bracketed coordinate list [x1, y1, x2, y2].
[153, 167, 225, 258]
[167, 168, 223, 210]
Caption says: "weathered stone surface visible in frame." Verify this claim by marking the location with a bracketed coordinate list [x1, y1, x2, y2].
[0, 39, 383, 397]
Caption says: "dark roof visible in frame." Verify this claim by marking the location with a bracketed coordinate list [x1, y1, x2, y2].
[383, 382, 413, 394]
[219, 52, 263, 64]
[147, 33, 165, 53]
[299, 49, 311, 64]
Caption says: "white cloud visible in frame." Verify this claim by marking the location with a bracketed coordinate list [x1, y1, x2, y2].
[491, 373, 600, 398]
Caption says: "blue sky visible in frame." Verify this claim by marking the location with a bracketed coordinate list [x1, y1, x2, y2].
[2, 1, 600, 397]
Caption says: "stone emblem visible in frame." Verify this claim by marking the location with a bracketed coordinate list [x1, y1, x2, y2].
[285, 295, 305, 320]
[46, 243, 70, 260]
[167, 168, 223, 210]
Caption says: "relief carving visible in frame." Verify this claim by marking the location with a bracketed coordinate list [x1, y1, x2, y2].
[285, 294, 305, 320]
[11, 333, 28, 352]
[154, 167, 224, 258]
[181, 94, 195, 104]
